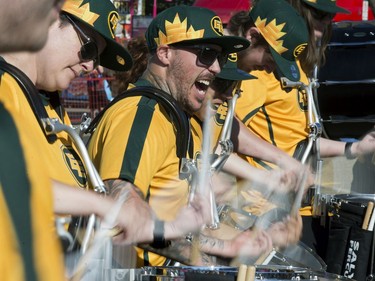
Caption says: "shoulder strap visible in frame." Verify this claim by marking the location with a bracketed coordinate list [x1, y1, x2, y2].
[0, 61, 57, 143]
[85, 86, 191, 160]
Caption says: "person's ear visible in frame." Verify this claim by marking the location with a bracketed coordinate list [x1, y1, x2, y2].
[248, 27, 262, 45]
[156, 45, 171, 65]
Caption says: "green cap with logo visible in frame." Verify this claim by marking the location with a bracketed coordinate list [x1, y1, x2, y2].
[217, 53, 256, 81]
[62, 0, 133, 71]
[146, 5, 250, 54]
[250, 0, 308, 81]
[302, 0, 350, 14]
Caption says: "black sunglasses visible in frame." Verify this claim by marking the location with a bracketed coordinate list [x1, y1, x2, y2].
[211, 77, 235, 92]
[310, 8, 336, 21]
[63, 14, 100, 68]
[175, 44, 228, 68]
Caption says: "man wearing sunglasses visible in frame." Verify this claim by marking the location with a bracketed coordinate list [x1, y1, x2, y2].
[87, 5, 254, 266]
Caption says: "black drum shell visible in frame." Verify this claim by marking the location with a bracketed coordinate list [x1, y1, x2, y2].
[316, 20, 375, 140]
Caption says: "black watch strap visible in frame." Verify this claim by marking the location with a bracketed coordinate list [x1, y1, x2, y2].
[345, 142, 356, 160]
[150, 219, 170, 249]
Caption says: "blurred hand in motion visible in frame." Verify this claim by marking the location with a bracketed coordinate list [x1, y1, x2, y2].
[167, 193, 212, 237]
[266, 214, 302, 248]
[110, 186, 154, 245]
[235, 229, 273, 259]
[353, 129, 375, 156]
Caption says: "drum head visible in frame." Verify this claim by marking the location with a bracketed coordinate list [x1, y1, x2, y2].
[279, 241, 327, 271]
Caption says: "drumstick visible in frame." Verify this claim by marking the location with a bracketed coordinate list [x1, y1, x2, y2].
[245, 266, 256, 281]
[107, 226, 123, 237]
[237, 264, 247, 281]
[255, 248, 276, 265]
[367, 203, 375, 231]
[362, 202, 374, 230]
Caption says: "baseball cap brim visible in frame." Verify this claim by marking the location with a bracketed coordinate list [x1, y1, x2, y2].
[69, 14, 133, 72]
[302, 0, 351, 14]
[163, 36, 250, 54]
[217, 68, 256, 81]
[97, 37, 133, 71]
[270, 48, 300, 82]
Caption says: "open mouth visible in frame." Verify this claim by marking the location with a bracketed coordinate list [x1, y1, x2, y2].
[195, 79, 210, 92]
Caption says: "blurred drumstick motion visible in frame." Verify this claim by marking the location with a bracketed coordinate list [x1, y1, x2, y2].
[70, 189, 130, 281]
[291, 166, 309, 216]
[362, 201, 374, 230]
[189, 236, 202, 265]
[245, 265, 256, 281]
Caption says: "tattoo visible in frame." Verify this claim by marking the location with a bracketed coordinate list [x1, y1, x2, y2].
[138, 234, 231, 266]
[198, 233, 226, 252]
[141, 70, 171, 95]
[105, 179, 145, 199]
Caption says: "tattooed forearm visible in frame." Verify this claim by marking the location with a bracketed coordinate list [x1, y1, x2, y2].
[139, 237, 218, 266]
[138, 234, 231, 266]
[104, 179, 144, 199]
[198, 233, 226, 253]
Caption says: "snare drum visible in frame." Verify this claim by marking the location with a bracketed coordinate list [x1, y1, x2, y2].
[138, 265, 353, 281]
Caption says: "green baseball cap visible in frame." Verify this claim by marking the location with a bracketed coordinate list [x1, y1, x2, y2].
[146, 5, 250, 54]
[302, 0, 350, 14]
[217, 53, 257, 81]
[250, 0, 308, 81]
[62, 0, 133, 71]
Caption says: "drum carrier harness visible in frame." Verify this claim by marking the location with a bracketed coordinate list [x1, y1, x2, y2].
[84, 86, 193, 176]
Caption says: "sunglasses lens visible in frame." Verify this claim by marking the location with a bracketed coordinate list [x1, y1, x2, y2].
[80, 41, 98, 61]
[218, 54, 228, 68]
[212, 78, 234, 92]
[198, 48, 219, 66]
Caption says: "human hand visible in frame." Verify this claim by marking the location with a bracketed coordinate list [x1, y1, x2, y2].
[234, 229, 273, 259]
[352, 130, 375, 157]
[266, 214, 302, 248]
[166, 193, 211, 238]
[108, 185, 154, 245]
[278, 157, 314, 192]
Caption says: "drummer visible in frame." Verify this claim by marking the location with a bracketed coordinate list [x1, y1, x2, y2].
[191, 51, 304, 258]
[85, 3, 291, 267]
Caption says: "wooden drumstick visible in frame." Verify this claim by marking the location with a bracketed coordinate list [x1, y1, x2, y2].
[245, 266, 256, 281]
[107, 226, 123, 237]
[255, 248, 276, 265]
[362, 201, 374, 230]
[237, 264, 247, 281]
[367, 203, 375, 231]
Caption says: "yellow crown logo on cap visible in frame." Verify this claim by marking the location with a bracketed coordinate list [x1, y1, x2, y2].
[255, 16, 288, 55]
[304, 0, 318, 3]
[228, 53, 238, 63]
[155, 13, 205, 46]
[63, 0, 99, 26]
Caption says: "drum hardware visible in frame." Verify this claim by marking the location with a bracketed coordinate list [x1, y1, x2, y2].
[79, 112, 92, 138]
[56, 216, 74, 251]
[211, 82, 241, 172]
[217, 205, 257, 231]
[42, 117, 116, 280]
[136, 265, 353, 281]
[207, 81, 243, 230]
[180, 158, 199, 206]
[280, 77, 324, 222]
